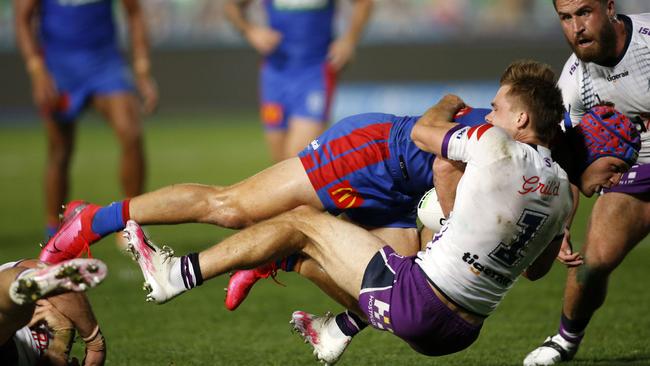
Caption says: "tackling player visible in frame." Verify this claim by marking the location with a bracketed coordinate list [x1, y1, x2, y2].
[119, 64, 639, 363]
[14, 0, 158, 239]
[224, 0, 373, 162]
[524, 1, 650, 364]
[0, 258, 107, 366]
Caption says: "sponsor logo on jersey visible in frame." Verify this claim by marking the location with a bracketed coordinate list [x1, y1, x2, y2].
[328, 180, 364, 209]
[461, 252, 513, 286]
[569, 59, 580, 76]
[367, 295, 393, 332]
[310, 139, 320, 150]
[518, 176, 560, 196]
[273, 0, 328, 10]
[639, 27, 650, 36]
[606, 70, 629, 82]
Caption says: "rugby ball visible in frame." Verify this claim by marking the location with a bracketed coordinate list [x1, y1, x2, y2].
[417, 188, 446, 232]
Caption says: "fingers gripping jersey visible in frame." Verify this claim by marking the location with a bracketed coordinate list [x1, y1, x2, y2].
[416, 125, 572, 316]
[559, 13, 650, 163]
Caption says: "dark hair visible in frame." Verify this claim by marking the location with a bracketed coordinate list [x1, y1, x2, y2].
[500, 60, 565, 145]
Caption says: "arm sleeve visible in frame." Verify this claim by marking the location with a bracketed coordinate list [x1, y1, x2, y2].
[444, 123, 509, 165]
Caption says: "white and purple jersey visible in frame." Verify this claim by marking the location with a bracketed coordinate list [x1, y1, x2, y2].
[559, 13, 650, 163]
[416, 124, 572, 316]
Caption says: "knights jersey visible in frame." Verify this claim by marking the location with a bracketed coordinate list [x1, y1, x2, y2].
[264, 0, 335, 69]
[39, 0, 117, 54]
[558, 14, 650, 163]
[416, 124, 572, 316]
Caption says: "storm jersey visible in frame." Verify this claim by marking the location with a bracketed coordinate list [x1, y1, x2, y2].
[264, 0, 335, 69]
[40, 0, 117, 54]
[559, 13, 650, 163]
[416, 125, 572, 316]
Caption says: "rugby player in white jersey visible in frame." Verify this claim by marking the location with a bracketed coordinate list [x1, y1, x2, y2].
[0, 258, 107, 365]
[524, 1, 650, 364]
[119, 61, 639, 364]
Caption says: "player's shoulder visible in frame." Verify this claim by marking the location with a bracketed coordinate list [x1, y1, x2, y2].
[628, 13, 650, 28]
[462, 123, 515, 153]
[559, 53, 582, 80]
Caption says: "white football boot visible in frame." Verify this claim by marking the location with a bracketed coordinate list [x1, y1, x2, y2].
[290, 311, 352, 365]
[123, 220, 180, 304]
[9, 258, 107, 305]
[523, 334, 580, 366]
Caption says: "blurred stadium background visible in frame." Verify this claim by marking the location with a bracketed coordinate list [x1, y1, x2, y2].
[2, 1, 650, 365]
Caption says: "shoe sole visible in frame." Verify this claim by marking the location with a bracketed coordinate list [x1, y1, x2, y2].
[10, 258, 107, 305]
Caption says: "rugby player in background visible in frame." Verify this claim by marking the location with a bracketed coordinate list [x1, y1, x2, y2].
[224, 0, 373, 162]
[524, 1, 650, 364]
[14, 0, 158, 239]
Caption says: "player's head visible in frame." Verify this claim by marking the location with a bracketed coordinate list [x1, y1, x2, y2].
[553, 0, 619, 63]
[564, 104, 641, 196]
[486, 60, 565, 146]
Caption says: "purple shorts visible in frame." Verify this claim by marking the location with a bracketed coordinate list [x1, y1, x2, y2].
[358, 246, 482, 356]
[604, 163, 650, 195]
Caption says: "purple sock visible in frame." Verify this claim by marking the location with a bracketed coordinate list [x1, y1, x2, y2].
[559, 313, 587, 343]
[91, 201, 126, 236]
[335, 310, 368, 337]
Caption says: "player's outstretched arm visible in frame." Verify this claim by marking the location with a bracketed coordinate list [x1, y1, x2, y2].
[122, 0, 158, 115]
[328, 0, 373, 71]
[411, 95, 464, 155]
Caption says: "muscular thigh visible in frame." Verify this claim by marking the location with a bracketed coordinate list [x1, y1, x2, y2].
[583, 192, 650, 268]
[227, 157, 324, 220]
[296, 208, 386, 297]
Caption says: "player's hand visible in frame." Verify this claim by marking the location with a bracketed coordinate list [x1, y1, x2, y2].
[82, 349, 106, 366]
[28, 299, 74, 331]
[135, 75, 159, 115]
[556, 227, 583, 267]
[328, 36, 356, 72]
[245, 26, 282, 55]
[29, 64, 59, 111]
[439, 94, 466, 113]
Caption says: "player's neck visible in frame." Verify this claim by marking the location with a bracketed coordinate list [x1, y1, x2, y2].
[613, 20, 628, 61]
[515, 131, 545, 149]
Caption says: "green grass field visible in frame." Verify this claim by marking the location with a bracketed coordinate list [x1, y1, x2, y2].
[1, 113, 649, 365]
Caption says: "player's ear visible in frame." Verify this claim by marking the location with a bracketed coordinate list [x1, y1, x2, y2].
[605, 0, 616, 21]
[516, 111, 529, 129]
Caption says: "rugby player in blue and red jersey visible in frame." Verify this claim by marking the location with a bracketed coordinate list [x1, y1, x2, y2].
[15, 0, 158, 238]
[39, 105, 490, 268]
[225, 0, 373, 162]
